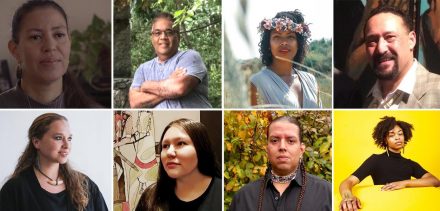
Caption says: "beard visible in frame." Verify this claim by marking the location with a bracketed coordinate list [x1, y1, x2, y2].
[372, 52, 399, 80]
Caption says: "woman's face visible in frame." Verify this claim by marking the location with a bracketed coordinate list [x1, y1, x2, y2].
[160, 125, 199, 180]
[270, 30, 298, 63]
[9, 7, 70, 84]
[386, 125, 405, 152]
[33, 119, 72, 165]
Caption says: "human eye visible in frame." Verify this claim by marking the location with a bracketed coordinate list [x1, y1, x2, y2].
[29, 34, 42, 41]
[165, 30, 175, 36]
[270, 138, 279, 143]
[177, 141, 188, 147]
[54, 135, 63, 141]
[54, 32, 66, 39]
[288, 138, 295, 144]
[67, 136, 72, 142]
[385, 35, 396, 42]
[151, 31, 161, 37]
[288, 35, 296, 40]
[161, 143, 169, 149]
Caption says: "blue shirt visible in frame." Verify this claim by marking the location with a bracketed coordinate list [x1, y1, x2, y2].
[131, 50, 212, 108]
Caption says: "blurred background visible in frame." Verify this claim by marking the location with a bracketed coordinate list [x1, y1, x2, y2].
[224, 0, 333, 108]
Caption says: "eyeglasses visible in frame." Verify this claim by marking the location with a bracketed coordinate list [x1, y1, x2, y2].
[151, 30, 177, 37]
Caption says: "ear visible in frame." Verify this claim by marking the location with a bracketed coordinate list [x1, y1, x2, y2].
[8, 40, 20, 62]
[300, 142, 306, 155]
[408, 31, 416, 50]
[32, 138, 41, 150]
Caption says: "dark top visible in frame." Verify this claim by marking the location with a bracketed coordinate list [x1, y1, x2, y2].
[352, 151, 428, 185]
[0, 167, 108, 211]
[0, 83, 65, 108]
[229, 171, 331, 211]
[136, 177, 221, 211]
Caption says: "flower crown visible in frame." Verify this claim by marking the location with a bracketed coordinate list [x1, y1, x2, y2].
[259, 17, 311, 39]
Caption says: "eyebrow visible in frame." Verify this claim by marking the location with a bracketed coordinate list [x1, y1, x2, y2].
[26, 25, 67, 33]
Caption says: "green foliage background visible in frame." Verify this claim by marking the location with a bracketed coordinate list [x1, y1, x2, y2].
[124, 0, 221, 108]
[224, 110, 332, 210]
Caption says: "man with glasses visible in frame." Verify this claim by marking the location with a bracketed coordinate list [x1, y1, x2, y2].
[129, 12, 212, 108]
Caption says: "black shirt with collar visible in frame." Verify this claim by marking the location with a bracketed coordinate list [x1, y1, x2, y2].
[229, 169, 331, 211]
[352, 151, 428, 185]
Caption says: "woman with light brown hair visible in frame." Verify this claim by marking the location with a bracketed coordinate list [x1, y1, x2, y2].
[0, 113, 107, 211]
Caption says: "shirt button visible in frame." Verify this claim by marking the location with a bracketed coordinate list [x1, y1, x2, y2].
[275, 196, 279, 200]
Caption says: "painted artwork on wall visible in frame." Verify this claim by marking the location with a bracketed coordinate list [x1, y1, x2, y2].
[113, 111, 158, 211]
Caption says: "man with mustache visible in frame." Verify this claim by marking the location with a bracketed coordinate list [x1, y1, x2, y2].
[129, 12, 212, 108]
[363, 6, 440, 108]
[229, 116, 331, 211]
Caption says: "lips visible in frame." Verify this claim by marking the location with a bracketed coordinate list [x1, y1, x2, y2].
[277, 155, 290, 162]
[59, 151, 69, 157]
[40, 58, 61, 65]
[279, 48, 290, 54]
[166, 161, 180, 168]
[374, 53, 396, 67]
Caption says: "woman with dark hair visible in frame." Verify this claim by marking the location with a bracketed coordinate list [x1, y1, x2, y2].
[229, 116, 331, 211]
[0, 0, 99, 108]
[0, 113, 108, 210]
[135, 118, 221, 211]
[250, 10, 320, 108]
[339, 116, 440, 211]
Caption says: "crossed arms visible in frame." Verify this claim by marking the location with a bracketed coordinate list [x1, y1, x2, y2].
[129, 67, 199, 108]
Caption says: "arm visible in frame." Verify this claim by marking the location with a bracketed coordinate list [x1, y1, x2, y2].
[381, 173, 440, 191]
[128, 88, 164, 108]
[339, 175, 362, 211]
[140, 67, 199, 99]
[250, 83, 258, 106]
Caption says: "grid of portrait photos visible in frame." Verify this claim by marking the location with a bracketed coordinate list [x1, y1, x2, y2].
[0, 0, 439, 211]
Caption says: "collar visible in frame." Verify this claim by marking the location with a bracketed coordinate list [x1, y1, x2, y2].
[154, 50, 180, 64]
[384, 150, 403, 158]
[16, 80, 65, 108]
[368, 59, 418, 108]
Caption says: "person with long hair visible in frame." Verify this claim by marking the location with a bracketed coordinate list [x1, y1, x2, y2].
[0, 113, 107, 210]
[135, 118, 221, 211]
[250, 10, 321, 108]
[0, 0, 99, 108]
[339, 116, 440, 211]
[229, 116, 331, 211]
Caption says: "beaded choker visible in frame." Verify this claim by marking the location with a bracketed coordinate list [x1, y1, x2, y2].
[270, 169, 297, 183]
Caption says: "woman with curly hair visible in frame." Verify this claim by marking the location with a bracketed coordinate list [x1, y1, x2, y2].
[0, 113, 107, 211]
[339, 116, 440, 211]
[250, 10, 321, 108]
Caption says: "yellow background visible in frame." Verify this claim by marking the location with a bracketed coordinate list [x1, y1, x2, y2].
[334, 110, 440, 210]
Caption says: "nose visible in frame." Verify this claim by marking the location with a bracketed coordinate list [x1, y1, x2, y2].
[166, 145, 176, 157]
[376, 37, 388, 54]
[42, 36, 57, 52]
[62, 137, 70, 148]
[279, 139, 287, 151]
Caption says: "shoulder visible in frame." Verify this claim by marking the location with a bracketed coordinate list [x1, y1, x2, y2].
[233, 178, 263, 197]
[0, 170, 31, 196]
[250, 68, 269, 83]
[0, 87, 22, 107]
[136, 59, 156, 72]
[305, 173, 331, 191]
[180, 49, 202, 59]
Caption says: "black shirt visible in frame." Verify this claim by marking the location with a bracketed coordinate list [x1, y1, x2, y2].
[352, 151, 428, 185]
[0, 167, 108, 211]
[229, 171, 331, 211]
[136, 177, 222, 211]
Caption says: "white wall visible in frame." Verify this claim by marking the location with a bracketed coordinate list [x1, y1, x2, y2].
[0, 110, 112, 209]
[0, 0, 111, 84]
[153, 111, 200, 141]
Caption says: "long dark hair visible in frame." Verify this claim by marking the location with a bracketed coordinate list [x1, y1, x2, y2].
[137, 118, 220, 211]
[259, 10, 309, 69]
[258, 116, 307, 211]
[12, 113, 89, 211]
[11, 0, 97, 108]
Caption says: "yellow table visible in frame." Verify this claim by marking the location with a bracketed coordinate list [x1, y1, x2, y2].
[334, 185, 440, 211]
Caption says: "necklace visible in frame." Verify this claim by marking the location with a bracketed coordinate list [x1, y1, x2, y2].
[35, 166, 64, 186]
[270, 169, 297, 183]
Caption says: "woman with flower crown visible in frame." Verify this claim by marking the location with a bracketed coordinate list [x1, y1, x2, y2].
[250, 10, 321, 108]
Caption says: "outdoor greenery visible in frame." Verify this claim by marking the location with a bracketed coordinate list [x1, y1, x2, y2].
[115, 0, 221, 108]
[224, 110, 332, 210]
